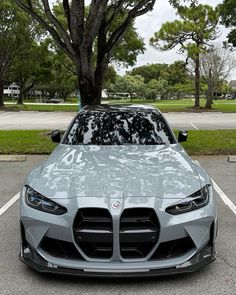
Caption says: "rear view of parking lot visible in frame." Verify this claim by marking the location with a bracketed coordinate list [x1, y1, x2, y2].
[0, 155, 235, 295]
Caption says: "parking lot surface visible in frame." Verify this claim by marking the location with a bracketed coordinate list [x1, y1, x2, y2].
[1, 111, 236, 130]
[0, 155, 235, 295]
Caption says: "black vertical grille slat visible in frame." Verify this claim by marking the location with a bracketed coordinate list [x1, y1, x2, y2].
[73, 208, 113, 259]
[120, 208, 160, 259]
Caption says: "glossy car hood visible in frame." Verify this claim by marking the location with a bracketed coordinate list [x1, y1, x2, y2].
[26, 144, 202, 200]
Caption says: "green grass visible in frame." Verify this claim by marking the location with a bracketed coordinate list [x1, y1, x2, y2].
[179, 130, 236, 155]
[108, 98, 236, 113]
[2, 104, 78, 112]
[1, 99, 236, 112]
[0, 130, 236, 155]
[0, 130, 56, 154]
[212, 103, 236, 113]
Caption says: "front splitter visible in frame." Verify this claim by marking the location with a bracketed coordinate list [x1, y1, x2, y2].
[19, 244, 216, 278]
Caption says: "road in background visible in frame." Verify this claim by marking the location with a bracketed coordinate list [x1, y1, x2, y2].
[1, 111, 236, 130]
[0, 155, 235, 294]
[0, 112, 74, 130]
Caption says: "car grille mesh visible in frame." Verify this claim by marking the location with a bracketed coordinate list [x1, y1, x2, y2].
[73, 208, 113, 259]
[120, 208, 160, 259]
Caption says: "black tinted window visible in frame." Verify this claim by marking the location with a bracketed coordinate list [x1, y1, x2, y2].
[64, 111, 174, 145]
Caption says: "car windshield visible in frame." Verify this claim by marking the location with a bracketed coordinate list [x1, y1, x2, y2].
[64, 110, 174, 145]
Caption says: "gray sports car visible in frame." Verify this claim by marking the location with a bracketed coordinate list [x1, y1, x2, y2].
[19, 105, 217, 277]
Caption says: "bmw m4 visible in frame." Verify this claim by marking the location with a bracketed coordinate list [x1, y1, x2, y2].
[19, 105, 217, 277]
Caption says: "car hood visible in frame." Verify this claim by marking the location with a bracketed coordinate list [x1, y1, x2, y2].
[26, 144, 201, 200]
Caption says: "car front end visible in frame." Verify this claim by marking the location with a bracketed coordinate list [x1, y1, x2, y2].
[19, 143, 217, 277]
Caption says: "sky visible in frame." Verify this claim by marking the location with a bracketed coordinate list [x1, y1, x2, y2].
[121, 0, 235, 80]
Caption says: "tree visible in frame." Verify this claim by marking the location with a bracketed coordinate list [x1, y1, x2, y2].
[200, 45, 236, 108]
[129, 63, 167, 83]
[42, 47, 77, 99]
[113, 74, 145, 101]
[150, 0, 219, 108]
[103, 66, 117, 99]
[51, 1, 146, 68]
[160, 61, 189, 87]
[145, 78, 168, 100]
[219, 0, 236, 46]
[0, 1, 31, 106]
[15, 0, 156, 106]
[168, 82, 195, 99]
[129, 61, 193, 99]
[160, 61, 193, 99]
[9, 40, 52, 104]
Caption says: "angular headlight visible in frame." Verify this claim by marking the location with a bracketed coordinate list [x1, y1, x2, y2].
[25, 186, 67, 215]
[166, 185, 210, 215]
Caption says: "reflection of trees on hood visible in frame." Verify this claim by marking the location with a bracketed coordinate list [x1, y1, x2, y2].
[66, 110, 173, 146]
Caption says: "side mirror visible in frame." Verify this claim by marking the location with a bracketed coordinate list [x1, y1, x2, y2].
[178, 130, 188, 143]
[51, 130, 61, 143]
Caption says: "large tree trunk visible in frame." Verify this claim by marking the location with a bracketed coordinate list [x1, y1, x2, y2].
[0, 78, 4, 107]
[93, 83, 103, 104]
[194, 54, 200, 108]
[78, 57, 107, 107]
[79, 80, 103, 107]
[77, 21, 109, 108]
[79, 79, 96, 108]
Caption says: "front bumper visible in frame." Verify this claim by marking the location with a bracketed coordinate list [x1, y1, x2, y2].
[20, 243, 215, 277]
[19, 187, 217, 277]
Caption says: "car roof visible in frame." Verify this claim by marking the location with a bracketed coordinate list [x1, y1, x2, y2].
[81, 104, 160, 113]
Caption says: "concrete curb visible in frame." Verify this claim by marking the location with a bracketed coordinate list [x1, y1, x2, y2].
[228, 156, 236, 163]
[0, 155, 26, 162]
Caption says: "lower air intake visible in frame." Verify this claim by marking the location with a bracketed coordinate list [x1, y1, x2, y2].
[40, 237, 84, 260]
[150, 237, 195, 260]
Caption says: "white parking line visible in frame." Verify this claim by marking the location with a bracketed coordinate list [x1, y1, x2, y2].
[0, 193, 20, 217]
[191, 123, 200, 130]
[212, 180, 236, 216]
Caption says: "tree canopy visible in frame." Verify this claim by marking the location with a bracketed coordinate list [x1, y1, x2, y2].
[129, 63, 167, 83]
[111, 74, 145, 101]
[15, 0, 156, 106]
[145, 78, 168, 100]
[0, 0, 33, 106]
[129, 61, 193, 99]
[219, 0, 236, 46]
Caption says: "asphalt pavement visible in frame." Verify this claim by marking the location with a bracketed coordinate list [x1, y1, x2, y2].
[1, 111, 236, 130]
[0, 155, 235, 295]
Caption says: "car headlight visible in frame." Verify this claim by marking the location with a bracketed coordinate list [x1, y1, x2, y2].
[25, 186, 67, 215]
[166, 185, 210, 215]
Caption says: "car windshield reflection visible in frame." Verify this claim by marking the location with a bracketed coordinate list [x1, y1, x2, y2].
[64, 110, 174, 145]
